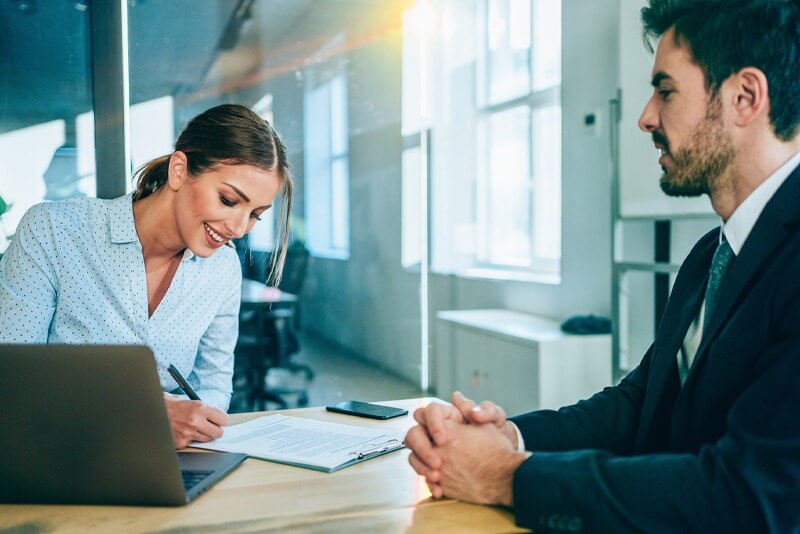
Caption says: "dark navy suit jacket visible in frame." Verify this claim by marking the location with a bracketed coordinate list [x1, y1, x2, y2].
[509, 166, 800, 533]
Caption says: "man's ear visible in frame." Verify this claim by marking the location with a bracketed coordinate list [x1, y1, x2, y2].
[166, 151, 188, 192]
[729, 67, 769, 128]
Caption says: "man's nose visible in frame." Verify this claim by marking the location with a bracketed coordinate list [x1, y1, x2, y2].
[638, 94, 659, 133]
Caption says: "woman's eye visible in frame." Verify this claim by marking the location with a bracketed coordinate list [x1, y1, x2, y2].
[250, 213, 262, 221]
[220, 195, 235, 207]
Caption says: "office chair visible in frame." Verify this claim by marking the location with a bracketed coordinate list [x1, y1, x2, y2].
[234, 305, 307, 410]
[276, 242, 312, 380]
[240, 243, 312, 379]
[233, 242, 312, 410]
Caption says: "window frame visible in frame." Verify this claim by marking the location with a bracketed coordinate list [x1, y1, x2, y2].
[303, 67, 351, 261]
[475, 0, 561, 278]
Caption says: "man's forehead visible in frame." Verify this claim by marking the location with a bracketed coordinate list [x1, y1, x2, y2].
[651, 28, 700, 83]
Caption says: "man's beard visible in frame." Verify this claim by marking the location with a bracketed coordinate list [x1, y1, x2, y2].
[658, 98, 736, 197]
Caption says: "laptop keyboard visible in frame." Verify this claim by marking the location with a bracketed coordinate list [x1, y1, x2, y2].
[181, 470, 214, 491]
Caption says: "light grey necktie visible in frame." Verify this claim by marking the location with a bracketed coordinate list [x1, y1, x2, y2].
[703, 238, 734, 333]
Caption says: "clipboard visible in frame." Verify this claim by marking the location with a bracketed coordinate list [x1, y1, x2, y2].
[192, 414, 406, 473]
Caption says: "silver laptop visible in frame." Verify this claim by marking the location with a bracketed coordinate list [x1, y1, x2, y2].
[0, 344, 246, 506]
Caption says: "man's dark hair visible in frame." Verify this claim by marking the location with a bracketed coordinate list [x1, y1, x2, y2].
[642, 0, 800, 140]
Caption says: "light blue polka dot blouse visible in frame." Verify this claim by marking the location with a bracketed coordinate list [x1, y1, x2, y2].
[0, 194, 241, 411]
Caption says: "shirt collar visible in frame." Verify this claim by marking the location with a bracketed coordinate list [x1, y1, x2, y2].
[107, 193, 197, 261]
[108, 193, 139, 244]
[722, 150, 800, 255]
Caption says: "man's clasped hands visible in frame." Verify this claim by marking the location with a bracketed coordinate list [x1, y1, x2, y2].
[404, 392, 531, 507]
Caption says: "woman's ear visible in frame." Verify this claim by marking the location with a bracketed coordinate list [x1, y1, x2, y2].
[166, 151, 188, 191]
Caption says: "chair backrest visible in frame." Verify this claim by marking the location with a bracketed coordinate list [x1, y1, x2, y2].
[239, 241, 309, 294]
[240, 248, 272, 284]
[278, 242, 310, 295]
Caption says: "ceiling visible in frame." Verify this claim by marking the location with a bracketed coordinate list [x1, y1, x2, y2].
[0, 0, 316, 134]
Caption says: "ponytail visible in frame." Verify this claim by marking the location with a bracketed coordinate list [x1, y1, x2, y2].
[132, 155, 170, 201]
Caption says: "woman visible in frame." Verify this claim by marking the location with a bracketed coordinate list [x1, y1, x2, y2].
[0, 104, 292, 448]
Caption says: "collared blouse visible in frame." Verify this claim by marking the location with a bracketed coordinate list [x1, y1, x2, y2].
[0, 194, 241, 410]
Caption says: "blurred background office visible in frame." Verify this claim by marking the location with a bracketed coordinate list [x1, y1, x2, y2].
[0, 0, 716, 414]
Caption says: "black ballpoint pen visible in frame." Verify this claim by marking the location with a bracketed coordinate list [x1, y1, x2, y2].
[167, 364, 201, 401]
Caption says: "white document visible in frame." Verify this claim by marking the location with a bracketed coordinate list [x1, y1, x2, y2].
[192, 414, 405, 472]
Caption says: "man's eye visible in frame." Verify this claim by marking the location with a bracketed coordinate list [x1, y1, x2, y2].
[659, 89, 673, 100]
[220, 195, 235, 207]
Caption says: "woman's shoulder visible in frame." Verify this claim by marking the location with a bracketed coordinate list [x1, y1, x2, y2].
[198, 245, 242, 283]
[215, 244, 243, 271]
[17, 196, 129, 248]
[22, 196, 112, 227]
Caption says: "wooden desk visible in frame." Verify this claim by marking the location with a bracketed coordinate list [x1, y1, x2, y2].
[0, 398, 524, 533]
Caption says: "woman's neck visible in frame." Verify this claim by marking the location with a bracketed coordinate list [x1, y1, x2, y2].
[132, 191, 184, 263]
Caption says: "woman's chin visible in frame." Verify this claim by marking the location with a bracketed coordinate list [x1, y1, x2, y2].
[188, 244, 214, 258]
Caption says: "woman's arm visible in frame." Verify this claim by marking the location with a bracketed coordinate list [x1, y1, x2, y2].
[189, 266, 241, 411]
[0, 204, 58, 343]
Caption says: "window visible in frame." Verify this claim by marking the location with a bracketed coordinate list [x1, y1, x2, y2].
[0, 1, 96, 254]
[304, 71, 350, 259]
[476, 0, 561, 276]
[401, 143, 423, 268]
[415, 0, 562, 282]
[400, 2, 434, 269]
[77, 96, 175, 196]
[248, 94, 276, 251]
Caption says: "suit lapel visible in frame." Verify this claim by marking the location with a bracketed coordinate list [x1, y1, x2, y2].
[694, 165, 800, 363]
[634, 230, 716, 451]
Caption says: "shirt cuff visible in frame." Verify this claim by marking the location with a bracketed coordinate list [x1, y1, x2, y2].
[510, 421, 526, 452]
[196, 389, 232, 412]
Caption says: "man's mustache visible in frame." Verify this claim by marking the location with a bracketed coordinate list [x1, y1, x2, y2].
[652, 131, 669, 150]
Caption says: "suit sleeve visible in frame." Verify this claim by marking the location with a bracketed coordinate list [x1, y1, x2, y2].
[509, 344, 651, 456]
[509, 266, 800, 533]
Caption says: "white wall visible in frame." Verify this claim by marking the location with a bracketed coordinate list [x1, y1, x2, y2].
[428, 0, 620, 390]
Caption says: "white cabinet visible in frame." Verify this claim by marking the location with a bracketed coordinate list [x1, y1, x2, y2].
[435, 309, 612, 416]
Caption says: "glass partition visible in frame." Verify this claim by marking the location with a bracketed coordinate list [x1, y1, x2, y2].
[0, 1, 96, 253]
[4, 0, 564, 413]
[128, 0, 426, 411]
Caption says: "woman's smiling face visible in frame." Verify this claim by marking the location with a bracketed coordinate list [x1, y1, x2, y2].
[170, 156, 281, 257]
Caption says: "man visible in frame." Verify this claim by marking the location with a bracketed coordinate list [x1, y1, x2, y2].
[405, 0, 800, 531]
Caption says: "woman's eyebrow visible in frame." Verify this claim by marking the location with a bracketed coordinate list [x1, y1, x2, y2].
[222, 182, 270, 210]
[222, 182, 250, 202]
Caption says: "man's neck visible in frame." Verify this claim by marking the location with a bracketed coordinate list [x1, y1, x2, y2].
[710, 136, 800, 221]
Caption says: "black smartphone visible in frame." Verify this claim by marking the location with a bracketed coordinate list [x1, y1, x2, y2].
[325, 401, 408, 420]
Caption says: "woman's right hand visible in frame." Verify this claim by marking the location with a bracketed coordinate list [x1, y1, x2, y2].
[162, 393, 230, 449]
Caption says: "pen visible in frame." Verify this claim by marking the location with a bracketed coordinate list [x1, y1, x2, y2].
[167, 364, 201, 401]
